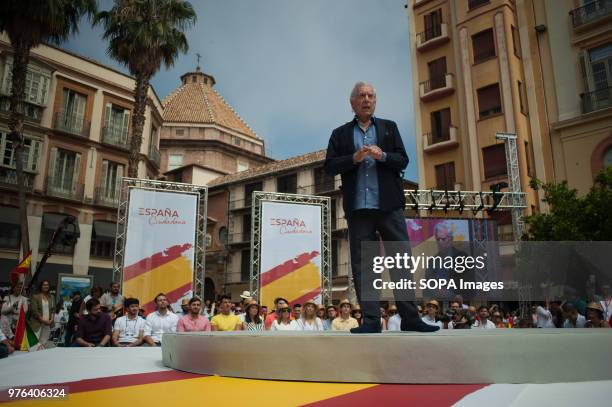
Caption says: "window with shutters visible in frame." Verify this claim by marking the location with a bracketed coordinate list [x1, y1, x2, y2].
[0, 206, 20, 249]
[56, 88, 87, 136]
[524, 141, 533, 177]
[0, 131, 42, 172]
[47, 147, 82, 199]
[423, 9, 443, 41]
[97, 159, 124, 206]
[468, 0, 489, 10]
[244, 181, 262, 207]
[430, 108, 451, 143]
[482, 144, 507, 179]
[518, 81, 528, 115]
[168, 154, 183, 170]
[102, 103, 130, 147]
[511, 25, 521, 58]
[240, 249, 251, 281]
[427, 57, 447, 91]
[434, 162, 455, 190]
[90, 221, 116, 258]
[1, 58, 51, 106]
[477, 84, 502, 119]
[579, 43, 612, 112]
[472, 29, 496, 64]
[277, 173, 297, 194]
[314, 166, 335, 193]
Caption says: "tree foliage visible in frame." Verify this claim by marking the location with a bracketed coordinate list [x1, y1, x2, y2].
[525, 166, 612, 241]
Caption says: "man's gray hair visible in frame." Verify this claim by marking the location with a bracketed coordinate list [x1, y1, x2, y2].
[350, 81, 376, 101]
[434, 221, 454, 238]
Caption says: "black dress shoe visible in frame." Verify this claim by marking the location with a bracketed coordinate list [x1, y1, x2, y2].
[400, 319, 440, 332]
[350, 322, 382, 334]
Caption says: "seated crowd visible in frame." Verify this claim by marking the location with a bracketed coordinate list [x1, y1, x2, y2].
[1, 282, 611, 357]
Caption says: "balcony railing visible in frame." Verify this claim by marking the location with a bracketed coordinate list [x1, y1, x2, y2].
[94, 185, 120, 207]
[570, 0, 612, 28]
[0, 97, 43, 123]
[0, 167, 34, 191]
[419, 73, 454, 101]
[423, 126, 459, 154]
[53, 111, 90, 138]
[416, 23, 449, 51]
[228, 232, 251, 244]
[581, 86, 612, 113]
[229, 197, 252, 210]
[101, 126, 130, 149]
[148, 144, 161, 168]
[45, 176, 84, 201]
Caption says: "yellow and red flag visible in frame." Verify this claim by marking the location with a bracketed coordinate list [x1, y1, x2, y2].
[9, 250, 31, 284]
[13, 303, 42, 351]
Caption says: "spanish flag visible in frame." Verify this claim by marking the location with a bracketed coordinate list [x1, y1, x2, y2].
[9, 250, 31, 284]
[13, 303, 42, 351]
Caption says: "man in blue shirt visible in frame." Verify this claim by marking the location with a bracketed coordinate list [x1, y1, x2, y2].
[325, 82, 439, 333]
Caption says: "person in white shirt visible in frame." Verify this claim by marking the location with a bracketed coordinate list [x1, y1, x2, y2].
[535, 303, 555, 328]
[562, 303, 586, 328]
[100, 282, 124, 321]
[387, 313, 401, 331]
[271, 306, 299, 331]
[472, 306, 496, 329]
[599, 284, 612, 323]
[296, 300, 323, 331]
[422, 300, 443, 329]
[1, 281, 29, 330]
[144, 293, 179, 346]
[0, 327, 14, 358]
[79, 286, 103, 316]
[113, 298, 146, 347]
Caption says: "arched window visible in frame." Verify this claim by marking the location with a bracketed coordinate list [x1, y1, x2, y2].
[604, 147, 612, 169]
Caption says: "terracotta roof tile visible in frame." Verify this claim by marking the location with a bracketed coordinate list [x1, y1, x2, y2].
[162, 82, 260, 140]
[208, 149, 327, 187]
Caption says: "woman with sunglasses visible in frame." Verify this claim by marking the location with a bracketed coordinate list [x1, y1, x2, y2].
[242, 301, 264, 331]
[296, 300, 323, 331]
[270, 306, 299, 331]
[351, 305, 363, 326]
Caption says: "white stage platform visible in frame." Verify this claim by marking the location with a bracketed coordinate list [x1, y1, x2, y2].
[162, 329, 612, 384]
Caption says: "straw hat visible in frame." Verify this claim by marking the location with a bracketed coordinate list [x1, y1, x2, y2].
[240, 291, 252, 300]
[426, 299, 440, 310]
[586, 302, 604, 312]
[338, 299, 352, 308]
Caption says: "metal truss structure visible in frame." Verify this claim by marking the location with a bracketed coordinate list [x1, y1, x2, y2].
[113, 178, 208, 300]
[250, 191, 332, 305]
[404, 189, 527, 213]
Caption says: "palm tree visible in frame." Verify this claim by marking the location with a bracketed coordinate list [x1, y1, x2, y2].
[0, 0, 97, 259]
[95, 0, 196, 177]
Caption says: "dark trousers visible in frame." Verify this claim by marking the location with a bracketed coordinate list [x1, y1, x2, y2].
[0, 343, 8, 359]
[347, 208, 420, 325]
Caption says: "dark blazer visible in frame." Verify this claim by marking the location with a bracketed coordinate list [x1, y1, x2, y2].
[324, 118, 408, 215]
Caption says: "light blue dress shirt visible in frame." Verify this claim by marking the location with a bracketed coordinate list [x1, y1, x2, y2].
[353, 117, 384, 210]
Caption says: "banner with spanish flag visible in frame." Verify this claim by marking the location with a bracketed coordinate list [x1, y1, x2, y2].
[259, 201, 322, 310]
[122, 188, 198, 314]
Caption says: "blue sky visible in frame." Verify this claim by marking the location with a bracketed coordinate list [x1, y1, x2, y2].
[64, 0, 418, 181]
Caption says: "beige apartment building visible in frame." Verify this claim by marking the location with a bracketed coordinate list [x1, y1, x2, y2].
[408, 0, 612, 237]
[532, 0, 612, 195]
[408, 0, 548, 238]
[0, 35, 163, 288]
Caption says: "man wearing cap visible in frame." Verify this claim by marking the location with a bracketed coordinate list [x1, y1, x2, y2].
[325, 81, 439, 333]
[238, 291, 253, 323]
[332, 299, 359, 331]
